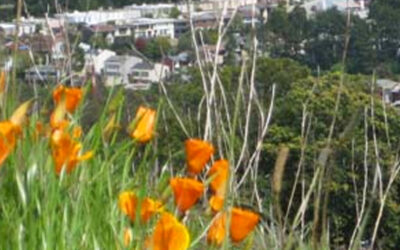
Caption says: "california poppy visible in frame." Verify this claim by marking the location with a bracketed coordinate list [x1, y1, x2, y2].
[131, 106, 156, 143]
[50, 95, 69, 130]
[170, 177, 204, 212]
[230, 208, 260, 243]
[0, 121, 21, 166]
[207, 213, 226, 245]
[150, 212, 190, 250]
[185, 139, 214, 175]
[208, 159, 229, 197]
[118, 191, 163, 223]
[53, 85, 82, 113]
[209, 195, 224, 212]
[51, 129, 93, 175]
[0, 71, 6, 94]
[207, 208, 260, 246]
[0, 100, 34, 166]
[123, 227, 132, 247]
[72, 126, 82, 139]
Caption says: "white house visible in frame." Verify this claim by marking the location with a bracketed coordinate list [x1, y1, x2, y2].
[25, 65, 61, 83]
[377, 79, 400, 106]
[57, 9, 141, 25]
[116, 18, 178, 39]
[58, 3, 180, 25]
[124, 4, 176, 18]
[128, 62, 170, 90]
[104, 55, 142, 86]
[197, 0, 258, 11]
[0, 22, 36, 37]
[85, 49, 116, 75]
[301, 0, 368, 18]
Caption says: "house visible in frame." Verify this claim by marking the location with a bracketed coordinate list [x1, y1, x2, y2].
[57, 9, 141, 25]
[85, 49, 116, 75]
[59, 4, 179, 25]
[189, 11, 231, 29]
[124, 4, 176, 18]
[0, 22, 36, 37]
[82, 24, 116, 44]
[197, 0, 258, 11]
[25, 65, 61, 83]
[301, 0, 368, 18]
[116, 18, 179, 39]
[199, 44, 226, 65]
[174, 19, 189, 38]
[27, 33, 65, 59]
[377, 79, 400, 107]
[164, 52, 192, 71]
[127, 62, 170, 90]
[103, 55, 142, 86]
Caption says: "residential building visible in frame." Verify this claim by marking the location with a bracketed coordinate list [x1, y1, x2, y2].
[85, 49, 116, 75]
[27, 33, 65, 59]
[128, 62, 170, 90]
[0, 17, 64, 37]
[301, 0, 368, 18]
[174, 19, 189, 38]
[190, 11, 230, 29]
[200, 44, 226, 65]
[197, 0, 258, 11]
[25, 65, 60, 83]
[104, 55, 142, 86]
[124, 4, 176, 18]
[58, 4, 178, 25]
[116, 18, 179, 39]
[0, 22, 36, 37]
[58, 9, 141, 25]
[82, 24, 116, 45]
[377, 79, 400, 106]
[84, 18, 185, 44]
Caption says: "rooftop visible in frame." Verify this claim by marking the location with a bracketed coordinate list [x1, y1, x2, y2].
[133, 62, 154, 70]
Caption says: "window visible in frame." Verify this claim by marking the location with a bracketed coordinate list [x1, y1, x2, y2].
[107, 64, 120, 70]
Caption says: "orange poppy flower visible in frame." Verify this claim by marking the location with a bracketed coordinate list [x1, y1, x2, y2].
[131, 106, 156, 143]
[123, 227, 132, 247]
[50, 96, 69, 130]
[51, 129, 93, 175]
[209, 195, 224, 212]
[53, 85, 82, 113]
[208, 159, 229, 196]
[230, 208, 260, 243]
[170, 177, 204, 212]
[149, 212, 190, 250]
[0, 71, 6, 93]
[207, 213, 226, 245]
[72, 126, 82, 139]
[118, 191, 163, 223]
[0, 121, 21, 166]
[185, 139, 214, 175]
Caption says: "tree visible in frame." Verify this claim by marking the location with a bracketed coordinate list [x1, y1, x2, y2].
[304, 8, 347, 70]
[177, 32, 193, 52]
[169, 6, 180, 18]
[347, 16, 376, 74]
[369, 0, 400, 62]
[142, 37, 172, 60]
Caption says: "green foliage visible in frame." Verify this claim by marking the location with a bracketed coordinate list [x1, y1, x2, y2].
[142, 37, 172, 60]
[169, 6, 180, 19]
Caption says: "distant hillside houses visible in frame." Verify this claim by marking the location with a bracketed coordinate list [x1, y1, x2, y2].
[103, 55, 170, 90]
[56, 4, 177, 25]
[0, 17, 64, 37]
[300, 0, 369, 18]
